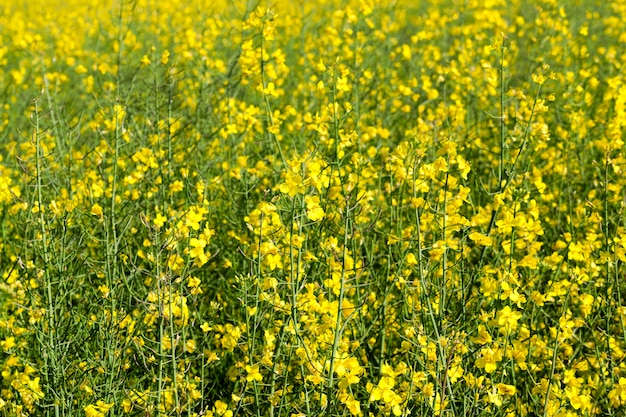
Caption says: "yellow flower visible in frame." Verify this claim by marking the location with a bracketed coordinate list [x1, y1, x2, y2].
[91, 203, 103, 217]
[305, 195, 325, 221]
[1, 337, 16, 351]
[565, 386, 591, 410]
[386, 234, 401, 245]
[245, 364, 263, 382]
[475, 346, 502, 373]
[496, 383, 517, 396]
[279, 171, 304, 197]
[84, 400, 114, 417]
[470, 325, 492, 345]
[97, 285, 110, 298]
[189, 237, 208, 266]
[495, 306, 522, 332]
[468, 231, 493, 246]
[405, 252, 418, 266]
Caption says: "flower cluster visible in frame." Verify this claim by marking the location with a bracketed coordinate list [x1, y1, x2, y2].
[1, 0, 626, 416]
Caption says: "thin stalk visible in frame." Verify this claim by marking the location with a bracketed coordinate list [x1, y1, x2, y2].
[34, 99, 61, 417]
[155, 230, 165, 414]
[499, 39, 507, 188]
[260, 19, 287, 168]
[326, 204, 351, 414]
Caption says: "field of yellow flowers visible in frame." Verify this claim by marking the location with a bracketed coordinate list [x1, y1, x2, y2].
[1, 0, 626, 416]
